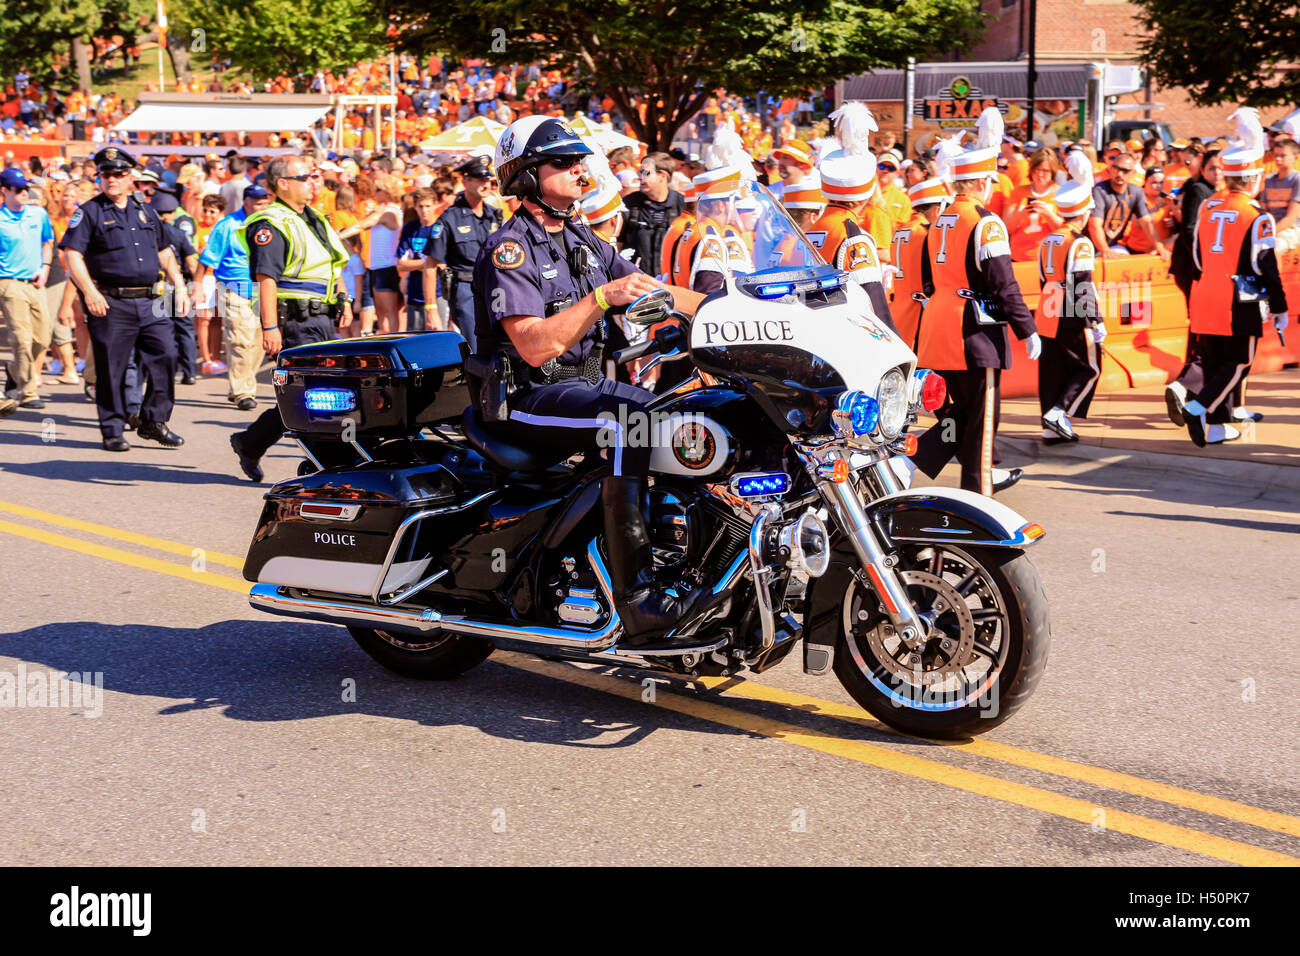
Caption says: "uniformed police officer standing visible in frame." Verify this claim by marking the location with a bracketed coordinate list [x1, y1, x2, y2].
[472, 116, 708, 648]
[60, 147, 190, 451]
[229, 155, 352, 482]
[424, 155, 502, 353]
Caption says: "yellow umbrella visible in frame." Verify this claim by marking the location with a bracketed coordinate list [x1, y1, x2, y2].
[418, 116, 507, 153]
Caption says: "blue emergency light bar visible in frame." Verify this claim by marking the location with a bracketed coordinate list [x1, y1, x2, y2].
[732, 472, 791, 498]
[304, 387, 357, 413]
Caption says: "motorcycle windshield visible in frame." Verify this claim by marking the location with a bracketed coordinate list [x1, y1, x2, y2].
[696, 180, 834, 283]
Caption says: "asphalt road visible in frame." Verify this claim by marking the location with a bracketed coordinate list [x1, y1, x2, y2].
[0, 370, 1297, 866]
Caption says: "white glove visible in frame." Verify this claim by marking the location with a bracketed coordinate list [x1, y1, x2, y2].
[1273, 312, 1290, 333]
[1025, 333, 1042, 361]
[1090, 323, 1108, 344]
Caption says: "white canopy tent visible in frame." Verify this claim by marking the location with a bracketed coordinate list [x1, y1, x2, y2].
[113, 92, 398, 155]
[114, 103, 332, 132]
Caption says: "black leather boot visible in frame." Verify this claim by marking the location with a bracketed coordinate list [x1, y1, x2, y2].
[602, 475, 704, 646]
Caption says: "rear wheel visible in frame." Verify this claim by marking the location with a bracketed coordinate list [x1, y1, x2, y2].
[809, 540, 1050, 738]
[348, 626, 494, 680]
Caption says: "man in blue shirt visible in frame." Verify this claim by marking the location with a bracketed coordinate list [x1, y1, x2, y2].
[396, 187, 442, 331]
[0, 167, 55, 413]
[193, 185, 272, 410]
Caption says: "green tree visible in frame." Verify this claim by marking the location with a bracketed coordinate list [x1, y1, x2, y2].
[1134, 0, 1300, 107]
[0, 0, 157, 91]
[0, 1, 103, 86]
[188, 0, 389, 82]
[384, 0, 986, 149]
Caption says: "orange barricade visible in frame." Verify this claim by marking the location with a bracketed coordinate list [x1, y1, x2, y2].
[999, 251, 1300, 399]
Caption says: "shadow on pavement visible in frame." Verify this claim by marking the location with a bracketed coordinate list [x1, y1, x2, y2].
[0, 457, 249, 486]
[1106, 510, 1300, 534]
[0, 619, 938, 751]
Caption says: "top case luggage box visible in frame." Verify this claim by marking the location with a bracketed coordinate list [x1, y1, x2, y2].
[276, 332, 469, 437]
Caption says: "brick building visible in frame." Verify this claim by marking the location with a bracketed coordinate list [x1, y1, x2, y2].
[953, 0, 1255, 138]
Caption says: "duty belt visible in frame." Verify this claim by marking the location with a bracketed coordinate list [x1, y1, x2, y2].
[99, 284, 159, 299]
[537, 345, 604, 385]
[451, 269, 475, 282]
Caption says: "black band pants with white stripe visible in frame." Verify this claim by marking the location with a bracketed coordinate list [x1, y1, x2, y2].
[1188, 333, 1257, 422]
[912, 368, 1000, 497]
[1037, 326, 1100, 419]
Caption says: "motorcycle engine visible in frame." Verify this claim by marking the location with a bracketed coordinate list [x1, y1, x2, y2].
[647, 487, 695, 570]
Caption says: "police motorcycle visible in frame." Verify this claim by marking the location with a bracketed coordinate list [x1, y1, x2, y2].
[242, 181, 1050, 739]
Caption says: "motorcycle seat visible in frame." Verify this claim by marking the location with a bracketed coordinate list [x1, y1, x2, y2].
[460, 405, 571, 474]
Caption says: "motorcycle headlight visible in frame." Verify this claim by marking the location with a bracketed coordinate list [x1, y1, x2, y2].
[831, 390, 880, 442]
[876, 368, 908, 440]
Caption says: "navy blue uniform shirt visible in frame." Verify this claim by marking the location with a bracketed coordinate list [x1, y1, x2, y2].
[428, 194, 502, 273]
[162, 220, 198, 283]
[397, 219, 442, 304]
[60, 192, 168, 287]
[471, 206, 639, 368]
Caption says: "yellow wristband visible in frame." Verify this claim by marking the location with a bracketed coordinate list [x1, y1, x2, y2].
[594, 285, 611, 311]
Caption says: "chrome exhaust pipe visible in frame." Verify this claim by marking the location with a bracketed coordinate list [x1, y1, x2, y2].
[249, 539, 625, 652]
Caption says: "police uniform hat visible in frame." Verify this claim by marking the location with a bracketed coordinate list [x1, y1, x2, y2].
[93, 146, 139, 173]
[456, 154, 495, 179]
[149, 189, 179, 214]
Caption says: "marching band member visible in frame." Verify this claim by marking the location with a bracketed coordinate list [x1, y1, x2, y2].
[1168, 107, 1289, 446]
[910, 107, 1039, 496]
[890, 174, 953, 350]
[1035, 150, 1106, 443]
[811, 153, 896, 331]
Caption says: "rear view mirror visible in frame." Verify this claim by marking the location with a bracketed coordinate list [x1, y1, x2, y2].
[624, 288, 674, 325]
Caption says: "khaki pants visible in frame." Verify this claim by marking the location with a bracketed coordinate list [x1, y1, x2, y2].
[0, 277, 53, 402]
[221, 284, 260, 401]
[44, 280, 73, 347]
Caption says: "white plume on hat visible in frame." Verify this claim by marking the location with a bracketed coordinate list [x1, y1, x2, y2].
[975, 106, 1004, 151]
[933, 131, 966, 184]
[1055, 147, 1096, 218]
[1228, 107, 1266, 154]
[1065, 148, 1093, 190]
[712, 123, 756, 180]
[827, 102, 877, 158]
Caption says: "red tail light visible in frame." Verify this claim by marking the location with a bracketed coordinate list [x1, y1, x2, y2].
[920, 371, 946, 411]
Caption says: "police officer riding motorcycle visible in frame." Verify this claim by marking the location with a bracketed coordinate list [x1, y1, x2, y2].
[240, 117, 1053, 740]
[469, 116, 711, 646]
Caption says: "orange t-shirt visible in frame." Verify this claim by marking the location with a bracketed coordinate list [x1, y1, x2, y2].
[1005, 184, 1059, 261]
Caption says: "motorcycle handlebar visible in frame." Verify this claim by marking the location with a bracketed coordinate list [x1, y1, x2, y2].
[613, 340, 655, 364]
[613, 324, 685, 364]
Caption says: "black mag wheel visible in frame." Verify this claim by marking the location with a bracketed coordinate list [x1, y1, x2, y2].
[809, 539, 1050, 739]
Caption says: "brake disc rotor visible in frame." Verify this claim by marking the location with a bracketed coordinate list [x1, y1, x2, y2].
[846, 569, 977, 684]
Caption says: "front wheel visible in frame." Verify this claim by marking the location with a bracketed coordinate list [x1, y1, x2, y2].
[808, 541, 1050, 739]
[348, 626, 494, 680]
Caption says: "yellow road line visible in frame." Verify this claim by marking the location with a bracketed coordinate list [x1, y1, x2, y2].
[681, 675, 1300, 840]
[0, 519, 248, 594]
[499, 653, 1299, 867]
[0, 499, 245, 569]
[3, 510, 1295, 865]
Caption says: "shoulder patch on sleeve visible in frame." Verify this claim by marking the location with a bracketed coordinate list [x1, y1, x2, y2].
[975, 215, 1012, 263]
[492, 238, 526, 270]
[252, 226, 274, 246]
[1068, 237, 1095, 273]
[68, 209, 83, 229]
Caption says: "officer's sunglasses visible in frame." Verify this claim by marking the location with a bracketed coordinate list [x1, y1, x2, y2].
[545, 157, 583, 171]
